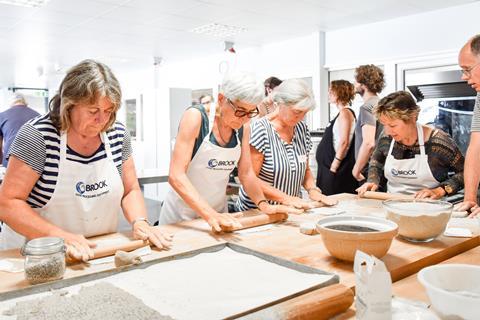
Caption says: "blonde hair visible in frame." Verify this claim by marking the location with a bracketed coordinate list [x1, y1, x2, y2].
[374, 91, 420, 122]
[49, 59, 122, 132]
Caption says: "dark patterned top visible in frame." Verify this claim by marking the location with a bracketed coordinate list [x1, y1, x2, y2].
[367, 128, 464, 194]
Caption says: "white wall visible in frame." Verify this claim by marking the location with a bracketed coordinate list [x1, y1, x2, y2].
[325, 2, 479, 69]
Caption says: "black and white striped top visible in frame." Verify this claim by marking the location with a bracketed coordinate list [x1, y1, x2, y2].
[236, 117, 312, 210]
[471, 93, 480, 132]
[8, 114, 132, 209]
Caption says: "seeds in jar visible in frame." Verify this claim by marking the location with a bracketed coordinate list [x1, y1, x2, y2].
[25, 256, 65, 284]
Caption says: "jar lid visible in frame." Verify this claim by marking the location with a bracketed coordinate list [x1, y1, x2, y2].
[22, 237, 65, 256]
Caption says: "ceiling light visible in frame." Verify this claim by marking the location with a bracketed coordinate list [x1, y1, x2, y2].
[0, 0, 49, 7]
[190, 23, 247, 38]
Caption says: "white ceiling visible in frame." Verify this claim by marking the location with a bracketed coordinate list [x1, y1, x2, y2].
[0, 0, 475, 87]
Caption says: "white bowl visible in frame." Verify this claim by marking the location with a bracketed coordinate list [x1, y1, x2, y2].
[383, 199, 453, 242]
[418, 264, 480, 320]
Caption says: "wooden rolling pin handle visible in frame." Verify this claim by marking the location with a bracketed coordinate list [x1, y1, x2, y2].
[67, 239, 149, 263]
[92, 239, 149, 259]
[220, 213, 288, 232]
[245, 283, 354, 320]
[362, 191, 413, 201]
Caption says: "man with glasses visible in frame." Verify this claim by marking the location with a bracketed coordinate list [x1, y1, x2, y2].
[159, 72, 299, 231]
[456, 34, 480, 217]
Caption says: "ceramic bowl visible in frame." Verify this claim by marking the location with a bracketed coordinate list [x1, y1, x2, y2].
[316, 215, 398, 262]
[418, 264, 480, 320]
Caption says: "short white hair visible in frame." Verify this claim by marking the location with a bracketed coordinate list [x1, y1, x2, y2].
[272, 79, 316, 110]
[11, 93, 27, 106]
[220, 72, 264, 104]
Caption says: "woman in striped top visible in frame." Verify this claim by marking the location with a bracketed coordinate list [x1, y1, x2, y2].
[0, 60, 172, 260]
[236, 79, 337, 211]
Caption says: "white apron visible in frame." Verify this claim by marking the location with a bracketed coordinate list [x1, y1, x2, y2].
[1, 132, 124, 250]
[159, 104, 241, 225]
[384, 123, 439, 195]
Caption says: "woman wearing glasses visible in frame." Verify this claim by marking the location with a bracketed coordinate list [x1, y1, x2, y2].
[236, 79, 337, 212]
[159, 73, 299, 231]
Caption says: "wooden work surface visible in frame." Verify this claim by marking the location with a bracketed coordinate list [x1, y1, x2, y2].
[392, 245, 480, 303]
[1, 193, 479, 318]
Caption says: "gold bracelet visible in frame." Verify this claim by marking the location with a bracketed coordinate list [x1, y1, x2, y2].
[306, 187, 322, 193]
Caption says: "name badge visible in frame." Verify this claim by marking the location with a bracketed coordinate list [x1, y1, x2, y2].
[298, 155, 307, 163]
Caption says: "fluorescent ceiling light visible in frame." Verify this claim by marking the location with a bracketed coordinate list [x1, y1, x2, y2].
[0, 0, 49, 7]
[190, 23, 247, 38]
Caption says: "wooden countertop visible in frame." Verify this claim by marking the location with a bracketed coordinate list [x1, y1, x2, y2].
[392, 245, 480, 303]
[1, 193, 479, 318]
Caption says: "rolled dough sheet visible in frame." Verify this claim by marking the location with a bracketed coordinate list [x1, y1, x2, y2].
[0, 247, 334, 320]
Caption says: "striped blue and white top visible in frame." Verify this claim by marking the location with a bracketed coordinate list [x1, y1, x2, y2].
[8, 114, 132, 209]
[236, 117, 312, 210]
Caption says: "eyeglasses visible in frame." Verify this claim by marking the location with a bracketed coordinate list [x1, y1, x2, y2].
[461, 62, 480, 77]
[227, 99, 259, 118]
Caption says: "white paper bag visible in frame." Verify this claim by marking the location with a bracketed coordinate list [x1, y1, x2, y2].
[354, 250, 392, 320]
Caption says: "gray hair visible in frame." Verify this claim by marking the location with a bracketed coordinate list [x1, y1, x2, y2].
[11, 93, 27, 106]
[272, 79, 316, 110]
[49, 59, 122, 132]
[220, 72, 264, 104]
[471, 34, 480, 56]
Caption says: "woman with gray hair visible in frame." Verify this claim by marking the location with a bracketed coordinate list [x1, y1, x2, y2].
[159, 72, 299, 230]
[236, 79, 337, 211]
[0, 59, 172, 261]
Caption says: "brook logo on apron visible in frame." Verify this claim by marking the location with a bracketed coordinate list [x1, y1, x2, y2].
[384, 123, 439, 195]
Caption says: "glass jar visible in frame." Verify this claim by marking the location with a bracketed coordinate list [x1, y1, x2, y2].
[21, 237, 66, 284]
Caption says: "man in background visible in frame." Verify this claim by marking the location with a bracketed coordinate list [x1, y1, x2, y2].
[352, 64, 386, 182]
[456, 34, 480, 217]
[0, 93, 40, 167]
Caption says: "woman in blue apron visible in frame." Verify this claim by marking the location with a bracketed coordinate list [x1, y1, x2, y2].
[159, 73, 300, 231]
[0, 60, 171, 261]
[316, 80, 358, 195]
[357, 91, 464, 198]
[236, 79, 337, 211]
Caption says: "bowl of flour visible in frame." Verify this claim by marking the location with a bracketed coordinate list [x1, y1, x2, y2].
[383, 199, 453, 242]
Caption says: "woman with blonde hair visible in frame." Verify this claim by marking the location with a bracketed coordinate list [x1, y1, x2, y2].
[357, 91, 464, 198]
[0, 59, 172, 260]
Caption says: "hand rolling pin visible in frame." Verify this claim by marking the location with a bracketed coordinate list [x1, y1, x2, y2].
[67, 238, 149, 263]
[219, 212, 288, 232]
[360, 191, 413, 201]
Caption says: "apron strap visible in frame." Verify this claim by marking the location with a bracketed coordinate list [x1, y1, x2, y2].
[207, 103, 216, 134]
[416, 123, 426, 156]
[101, 132, 115, 161]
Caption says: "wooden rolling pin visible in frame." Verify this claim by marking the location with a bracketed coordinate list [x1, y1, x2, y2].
[67, 238, 149, 263]
[360, 191, 413, 201]
[220, 212, 288, 232]
[241, 284, 354, 320]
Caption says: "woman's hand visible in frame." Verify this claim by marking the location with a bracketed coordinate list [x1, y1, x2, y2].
[206, 212, 243, 233]
[356, 182, 378, 196]
[415, 187, 445, 200]
[62, 233, 97, 262]
[258, 202, 304, 215]
[308, 189, 338, 206]
[454, 200, 478, 212]
[282, 196, 317, 210]
[133, 221, 173, 249]
[352, 168, 366, 182]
